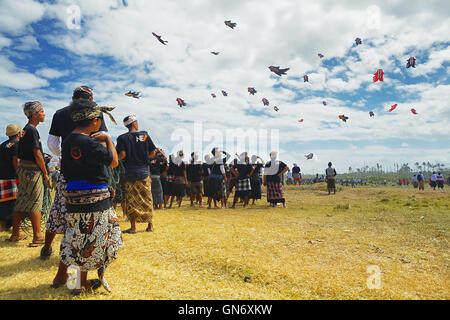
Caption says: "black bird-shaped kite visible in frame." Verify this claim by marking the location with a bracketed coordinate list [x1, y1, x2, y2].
[355, 38, 362, 45]
[152, 32, 168, 45]
[318, 53, 324, 59]
[125, 91, 140, 99]
[248, 87, 257, 95]
[303, 75, 309, 82]
[224, 20, 237, 29]
[369, 111, 375, 117]
[211, 93, 216, 98]
[406, 57, 416, 68]
[222, 90, 228, 96]
[176, 98, 186, 107]
[322, 101, 327, 106]
[211, 51, 220, 55]
[269, 66, 289, 76]
[273, 106, 279, 112]
[262, 98, 269, 106]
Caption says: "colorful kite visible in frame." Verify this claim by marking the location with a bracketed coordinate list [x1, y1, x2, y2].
[224, 20, 237, 29]
[222, 90, 228, 96]
[248, 87, 257, 95]
[298, 119, 304, 123]
[406, 57, 416, 68]
[262, 98, 269, 106]
[269, 66, 289, 76]
[411, 108, 418, 114]
[355, 38, 362, 45]
[373, 69, 384, 82]
[388, 104, 398, 112]
[339, 115, 349, 122]
[125, 91, 140, 99]
[303, 75, 309, 82]
[176, 98, 186, 107]
[152, 32, 168, 45]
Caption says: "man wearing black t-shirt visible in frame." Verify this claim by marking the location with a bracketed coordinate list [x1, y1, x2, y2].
[292, 163, 301, 186]
[0, 124, 21, 231]
[116, 115, 156, 233]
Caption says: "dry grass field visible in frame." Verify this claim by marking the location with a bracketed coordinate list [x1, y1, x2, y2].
[0, 184, 449, 300]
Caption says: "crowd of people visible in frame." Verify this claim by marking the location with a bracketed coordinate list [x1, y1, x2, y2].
[0, 86, 296, 295]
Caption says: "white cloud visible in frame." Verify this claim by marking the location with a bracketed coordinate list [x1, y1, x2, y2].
[0, 56, 48, 89]
[35, 67, 69, 79]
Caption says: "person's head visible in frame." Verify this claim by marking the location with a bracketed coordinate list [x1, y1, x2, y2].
[123, 114, 138, 131]
[178, 150, 184, 159]
[23, 101, 45, 123]
[72, 86, 94, 101]
[270, 151, 278, 161]
[433, 171, 436, 174]
[69, 99, 111, 133]
[191, 152, 199, 163]
[251, 155, 258, 164]
[328, 162, 332, 167]
[5, 124, 21, 140]
[438, 172, 441, 175]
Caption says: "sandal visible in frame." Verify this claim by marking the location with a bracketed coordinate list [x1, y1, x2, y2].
[40, 246, 53, 260]
[29, 238, 45, 247]
[146, 224, 154, 232]
[6, 234, 26, 242]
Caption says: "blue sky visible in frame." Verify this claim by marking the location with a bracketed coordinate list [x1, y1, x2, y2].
[0, 0, 449, 174]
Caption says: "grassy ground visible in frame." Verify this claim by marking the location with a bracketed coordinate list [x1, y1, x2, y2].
[0, 184, 449, 300]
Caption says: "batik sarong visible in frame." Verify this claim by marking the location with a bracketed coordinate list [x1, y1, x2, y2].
[125, 177, 153, 223]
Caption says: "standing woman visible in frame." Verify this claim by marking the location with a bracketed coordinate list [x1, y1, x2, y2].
[208, 148, 229, 209]
[159, 150, 170, 208]
[249, 155, 264, 205]
[0, 124, 21, 232]
[263, 151, 288, 208]
[169, 151, 187, 208]
[149, 148, 167, 210]
[202, 155, 212, 207]
[9, 102, 48, 245]
[230, 152, 254, 208]
[187, 152, 203, 207]
[60, 99, 123, 295]
[325, 162, 337, 195]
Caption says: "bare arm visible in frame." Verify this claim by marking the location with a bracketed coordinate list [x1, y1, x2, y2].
[33, 148, 49, 184]
[12, 156, 19, 172]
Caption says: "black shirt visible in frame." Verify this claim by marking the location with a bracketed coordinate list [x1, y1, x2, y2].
[116, 131, 156, 169]
[18, 124, 43, 163]
[149, 156, 167, 175]
[49, 106, 108, 143]
[265, 161, 287, 183]
[62, 133, 113, 185]
[235, 163, 252, 180]
[202, 163, 210, 178]
[292, 166, 301, 174]
[0, 139, 19, 179]
[187, 163, 203, 182]
[251, 163, 263, 179]
[171, 161, 186, 177]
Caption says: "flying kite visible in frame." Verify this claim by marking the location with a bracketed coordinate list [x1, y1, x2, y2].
[373, 69, 384, 82]
[355, 38, 362, 45]
[125, 91, 140, 99]
[211, 52, 220, 55]
[269, 66, 289, 76]
[248, 87, 257, 95]
[303, 75, 309, 82]
[369, 111, 375, 117]
[318, 53, 324, 59]
[224, 20, 237, 29]
[262, 98, 269, 106]
[411, 108, 418, 115]
[322, 101, 327, 106]
[298, 119, 304, 123]
[211, 93, 216, 98]
[152, 32, 168, 45]
[305, 153, 313, 160]
[221, 90, 228, 96]
[388, 104, 398, 112]
[339, 115, 349, 122]
[176, 98, 186, 107]
[406, 57, 416, 68]
[274, 106, 279, 112]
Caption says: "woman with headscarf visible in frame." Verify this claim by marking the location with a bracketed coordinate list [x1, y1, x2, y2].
[149, 148, 167, 210]
[207, 148, 229, 209]
[187, 152, 203, 207]
[168, 151, 187, 208]
[263, 151, 288, 208]
[230, 152, 254, 208]
[0, 124, 21, 232]
[9, 102, 48, 245]
[59, 99, 123, 295]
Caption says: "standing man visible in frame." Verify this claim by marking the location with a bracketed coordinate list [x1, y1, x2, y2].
[292, 163, 301, 186]
[325, 162, 337, 195]
[417, 171, 425, 191]
[430, 172, 437, 190]
[117, 115, 156, 233]
[436, 172, 444, 190]
[0, 124, 21, 232]
[10, 102, 48, 245]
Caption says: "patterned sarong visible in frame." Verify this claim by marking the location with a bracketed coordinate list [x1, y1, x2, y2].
[150, 175, 163, 205]
[125, 177, 153, 223]
[13, 163, 44, 213]
[266, 182, 284, 203]
[46, 173, 67, 234]
[235, 178, 252, 197]
[0, 179, 20, 203]
[60, 207, 123, 272]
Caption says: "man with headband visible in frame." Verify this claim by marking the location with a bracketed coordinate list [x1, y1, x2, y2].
[58, 98, 123, 295]
[116, 114, 156, 233]
[9, 102, 48, 245]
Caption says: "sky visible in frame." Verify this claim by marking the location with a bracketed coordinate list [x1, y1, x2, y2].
[0, 0, 449, 174]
